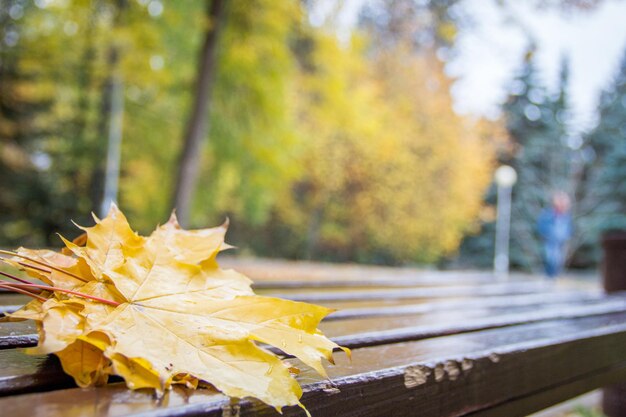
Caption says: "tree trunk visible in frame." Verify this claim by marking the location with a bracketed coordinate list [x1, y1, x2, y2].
[91, 0, 127, 217]
[172, 0, 227, 226]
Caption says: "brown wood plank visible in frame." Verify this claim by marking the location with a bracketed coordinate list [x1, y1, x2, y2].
[251, 279, 481, 289]
[4, 294, 626, 350]
[2, 257, 522, 290]
[261, 281, 553, 302]
[465, 364, 626, 417]
[220, 258, 517, 285]
[3, 294, 625, 351]
[1, 290, 598, 317]
[0, 277, 546, 312]
[1, 313, 626, 416]
[0, 294, 30, 315]
[316, 294, 556, 310]
[249, 275, 530, 289]
[0, 302, 553, 350]
[328, 290, 605, 320]
[0, 350, 74, 396]
[0, 321, 37, 349]
[325, 297, 626, 348]
[2, 309, 626, 397]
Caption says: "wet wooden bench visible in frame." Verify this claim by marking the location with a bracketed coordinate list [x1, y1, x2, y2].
[1, 258, 626, 417]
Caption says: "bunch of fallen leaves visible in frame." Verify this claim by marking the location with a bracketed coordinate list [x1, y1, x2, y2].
[0, 205, 345, 412]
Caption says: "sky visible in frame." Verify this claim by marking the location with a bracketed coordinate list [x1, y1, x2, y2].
[448, 0, 626, 132]
[325, 0, 626, 134]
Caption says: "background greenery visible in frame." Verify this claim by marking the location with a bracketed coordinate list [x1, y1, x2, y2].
[0, 0, 624, 268]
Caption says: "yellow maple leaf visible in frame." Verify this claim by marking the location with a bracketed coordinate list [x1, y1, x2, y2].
[2, 205, 346, 412]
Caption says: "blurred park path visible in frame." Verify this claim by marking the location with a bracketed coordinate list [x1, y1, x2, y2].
[556, 270, 602, 291]
[221, 256, 600, 289]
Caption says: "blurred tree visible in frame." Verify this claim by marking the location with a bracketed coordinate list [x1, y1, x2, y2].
[528, 0, 605, 11]
[369, 45, 494, 263]
[452, 120, 511, 269]
[95, 0, 176, 225]
[459, 50, 573, 271]
[572, 51, 626, 265]
[508, 53, 573, 270]
[360, 0, 462, 50]
[191, 0, 302, 228]
[258, 21, 494, 264]
[96, 0, 128, 217]
[0, 1, 100, 245]
[0, 0, 497, 266]
[360, 0, 503, 266]
[0, 0, 175, 242]
[265, 32, 390, 261]
[117, 1, 203, 231]
[171, 0, 227, 227]
[0, 0, 58, 246]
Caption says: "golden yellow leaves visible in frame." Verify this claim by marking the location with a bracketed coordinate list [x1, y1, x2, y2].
[3, 205, 344, 411]
[275, 35, 495, 263]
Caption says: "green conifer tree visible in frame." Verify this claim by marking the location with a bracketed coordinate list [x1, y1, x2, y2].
[458, 50, 573, 271]
[573, 51, 626, 264]
[508, 52, 573, 271]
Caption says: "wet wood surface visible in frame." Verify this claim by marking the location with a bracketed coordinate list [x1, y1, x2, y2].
[3, 295, 626, 352]
[2, 313, 626, 416]
[466, 363, 626, 417]
[258, 281, 552, 302]
[1, 290, 619, 348]
[220, 258, 524, 284]
[0, 259, 623, 417]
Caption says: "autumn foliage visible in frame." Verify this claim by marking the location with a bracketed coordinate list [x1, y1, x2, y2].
[270, 36, 494, 263]
[1, 206, 344, 412]
[1, 1, 497, 264]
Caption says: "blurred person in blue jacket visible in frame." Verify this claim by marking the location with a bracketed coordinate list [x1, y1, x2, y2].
[537, 192, 573, 278]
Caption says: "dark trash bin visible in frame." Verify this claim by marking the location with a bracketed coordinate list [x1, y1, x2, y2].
[602, 230, 626, 293]
[602, 230, 626, 417]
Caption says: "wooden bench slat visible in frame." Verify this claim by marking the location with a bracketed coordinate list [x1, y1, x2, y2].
[249, 276, 532, 289]
[1, 312, 625, 416]
[3, 295, 624, 351]
[0, 294, 31, 315]
[466, 363, 626, 417]
[0, 281, 549, 310]
[0, 260, 609, 416]
[0, 351, 74, 396]
[327, 290, 605, 320]
[2, 310, 625, 397]
[261, 281, 552, 302]
[316, 291, 598, 310]
[1, 290, 599, 317]
[221, 258, 511, 283]
[3, 294, 624, 350]
[0, 321, 37, 349]
[325, 296, 626, 348]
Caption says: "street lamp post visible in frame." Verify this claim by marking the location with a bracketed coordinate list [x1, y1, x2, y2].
[494, 165, 517, 278]
[100, 72, 124, 217]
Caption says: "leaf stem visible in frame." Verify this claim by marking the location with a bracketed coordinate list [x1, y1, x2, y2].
[0, 283, 48, 302]
[0, 250, 87, 282]
[0, 269, 36, 285]
[0, 281, 122, 307]
[18, 261, 52, 274]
